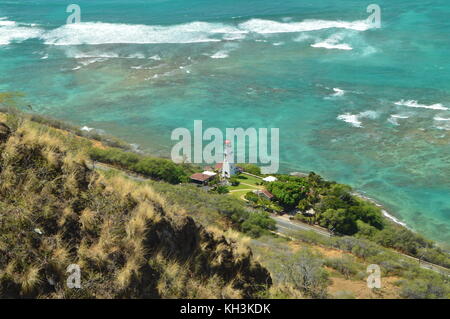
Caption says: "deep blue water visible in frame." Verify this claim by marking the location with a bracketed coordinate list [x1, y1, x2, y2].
[1, 0, 449, 243]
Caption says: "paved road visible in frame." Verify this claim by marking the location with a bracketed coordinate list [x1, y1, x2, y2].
[272, 215, 331, 237]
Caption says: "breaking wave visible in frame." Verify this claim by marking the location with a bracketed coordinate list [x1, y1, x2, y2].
[394, 100, 448, 111]
[0, 18, 43, 45]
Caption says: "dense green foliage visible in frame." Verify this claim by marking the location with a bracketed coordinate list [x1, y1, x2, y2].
[265, 173, 384, 236]
[89, 147, 191, 184]
[239, 163, 262, 176]
[266, 179, 309, 209]
[229, 177, 241, 186]
[241, 212, 276, 238]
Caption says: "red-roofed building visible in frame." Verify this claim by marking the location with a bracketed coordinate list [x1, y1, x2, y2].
[190, 173, 215, 185]
[253, 189, 275, 201]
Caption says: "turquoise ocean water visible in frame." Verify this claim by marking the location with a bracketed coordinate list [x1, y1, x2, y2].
[0, 0, 449, 243]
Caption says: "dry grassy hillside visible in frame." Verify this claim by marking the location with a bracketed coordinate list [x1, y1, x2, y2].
[0, 118, 271, 298]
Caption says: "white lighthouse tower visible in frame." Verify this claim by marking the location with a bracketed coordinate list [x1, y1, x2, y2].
[221, 139, 236, 178]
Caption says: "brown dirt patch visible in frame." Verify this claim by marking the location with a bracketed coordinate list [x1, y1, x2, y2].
[328, 276, 401, 299]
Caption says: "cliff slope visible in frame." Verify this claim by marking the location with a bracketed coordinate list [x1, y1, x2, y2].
[0, 119, 271, 298]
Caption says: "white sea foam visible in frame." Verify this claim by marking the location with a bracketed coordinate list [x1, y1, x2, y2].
[1, 17, 373, 47]
[312, 42, 352, 50]
[149, 55, 161, 60]
[40, 21, 234, 45]
[337, 110, 378, 127]
[80, 58, 107, 66]
[434, 116, 450, 130]
[388, 114, 409, 126]
[67, 50, 150, 60]
[239, 19, 371, 34]
[210, 43, 239, 59]
[332, 88, 345, 97]
[210, 50, 229, 59]
[382, 210, 408, 227]
[311, 33, 353, 51]
[0, 20, 16, 27]
[391, 114, 410, 119]
[352, 192, 409, 228]
[293, 33, 313, 42]
[434, 116, 450, 121]
[394, 99, 448, 111]
[0, 19, 43, 45]
[359, 110, 379, 119]
[71, 51, 120, 59]
[223, 33, 246, 41]
[337, 113, 362, 127]
[126, 53, 146, 59]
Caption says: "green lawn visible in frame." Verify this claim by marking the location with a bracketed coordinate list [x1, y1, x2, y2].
[228, 173, 264, 200]
[229, 189, 253, 200]
[237, 173, 263, 186]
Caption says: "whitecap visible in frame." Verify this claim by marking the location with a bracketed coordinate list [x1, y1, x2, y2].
[311, 41, 352, 50]
[332, 88, 345, 97]
[0, 20, 16, 27]
[337, 110, 378, 127]
[0, 19, 43, 45]
[239, 18, 372, 34]
[311, 33, 353, 51]
[391, 114, 409, 119]
[210, 50, 229, 59]
[434, 116, 450, 121]
[40, 21, 231, 45]
[359, 110, 379, 119]
[126, 53, 146, 59]
[337, 113, 362, 128]
[388, 114, 409, 126]
[80, 57, 106, 66]
[223, 33, 246, 41]
[394, 99, 448, 111]
[69, 51, 119, 59]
